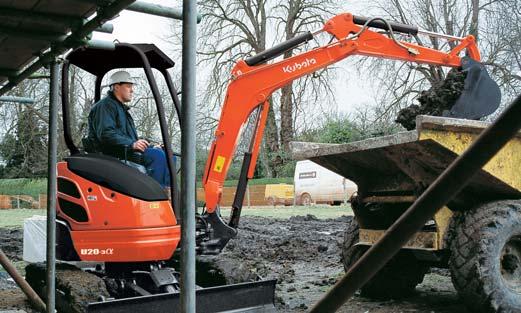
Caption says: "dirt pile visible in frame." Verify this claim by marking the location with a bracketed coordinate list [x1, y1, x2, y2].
[396, 69, 466, 130]
[200, 214, 351, 310]
[0, 228, 23, 261]
[25, 262, 110, 313]
[0, 288, 36, 312]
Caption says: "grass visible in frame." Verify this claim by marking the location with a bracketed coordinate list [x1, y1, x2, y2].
[0, 205, 351, 229]
[0, 209, 46, 228]
[219, 204, 352, 219]
[225, 177, 293, 186]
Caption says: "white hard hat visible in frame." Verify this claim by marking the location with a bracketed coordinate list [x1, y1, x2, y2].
[108, 70, 135, 86]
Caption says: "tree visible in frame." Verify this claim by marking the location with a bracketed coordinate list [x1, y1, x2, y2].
[66, 66, 95, 154]
[127, 72, 181, 148]
[0, 103, 48, 178]
[0, 75, 52, 178]
[195, 0, 338, 177]
[296, 108, 400, 146]
[481, 0, 521, 102]
[318, 119, 362, 144]
[272, 0, 337, 152]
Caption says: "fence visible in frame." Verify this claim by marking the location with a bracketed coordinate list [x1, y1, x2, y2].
[0, 195, 10, 209]
[196, 185, 275, 207]
[0, 184, 296, 209]
[0, 194, 43, 209]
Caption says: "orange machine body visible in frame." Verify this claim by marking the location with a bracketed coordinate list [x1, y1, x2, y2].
[56, 161, 180, 262]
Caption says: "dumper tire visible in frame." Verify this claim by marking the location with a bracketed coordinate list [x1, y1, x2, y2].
[449, 200, 521, 313]
[341, 217, 428, 299]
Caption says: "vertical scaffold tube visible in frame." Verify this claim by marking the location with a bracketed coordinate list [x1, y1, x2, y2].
[180, 1, 197, 312]
[46, 59, 60, 313]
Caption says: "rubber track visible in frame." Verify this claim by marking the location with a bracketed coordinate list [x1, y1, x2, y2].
[449, 200, 521, 313]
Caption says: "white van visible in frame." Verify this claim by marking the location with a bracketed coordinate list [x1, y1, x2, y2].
[294, 160, 357, 205]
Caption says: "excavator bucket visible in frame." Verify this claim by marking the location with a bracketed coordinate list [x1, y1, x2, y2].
[87, 280, 277, 313]
[445, 57, 501, 119]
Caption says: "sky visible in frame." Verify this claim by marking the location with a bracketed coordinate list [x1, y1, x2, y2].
[92, 1, 378, 114]
[93, 1, 173, 52]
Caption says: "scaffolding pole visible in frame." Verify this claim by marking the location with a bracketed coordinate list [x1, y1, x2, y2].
[128, 0, 202, 22]
[180, 0, 197, 312]
[0, 96, 35, 104]
[45, 59, 60, 313]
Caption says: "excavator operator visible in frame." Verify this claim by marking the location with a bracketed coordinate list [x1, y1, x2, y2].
[85, 70, 172, 188]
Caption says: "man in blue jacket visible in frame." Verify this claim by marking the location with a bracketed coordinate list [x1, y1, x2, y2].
[86, 70, 172, 188]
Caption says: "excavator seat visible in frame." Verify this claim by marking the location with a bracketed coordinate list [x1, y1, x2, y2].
[65, 153, 167, 201]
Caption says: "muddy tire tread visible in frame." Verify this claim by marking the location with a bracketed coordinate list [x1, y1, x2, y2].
[449, 200, 521, 313]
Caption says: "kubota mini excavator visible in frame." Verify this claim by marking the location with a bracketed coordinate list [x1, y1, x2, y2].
[27, 44, 277, 313]
[27, 12, 500, 313]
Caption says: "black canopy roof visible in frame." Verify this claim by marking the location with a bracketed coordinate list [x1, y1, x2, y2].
[0, 0, 136, 95]
[66, 43, 175, 76]
[0, 0, 97, 81]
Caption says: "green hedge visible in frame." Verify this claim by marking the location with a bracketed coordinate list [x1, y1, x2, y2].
[220, 177, 293, 187]
[0, 178, 47, 198]
[0, 177, 293, 197]
[195, 177, 292, 187]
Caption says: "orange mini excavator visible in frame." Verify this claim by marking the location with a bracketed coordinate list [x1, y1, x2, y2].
[47, 12, 499, 313]
[52, 44, 276, 312]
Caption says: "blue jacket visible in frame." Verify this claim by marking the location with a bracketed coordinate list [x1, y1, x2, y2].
[86, 91, 138, 159]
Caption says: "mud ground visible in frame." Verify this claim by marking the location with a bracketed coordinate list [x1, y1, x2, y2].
[0, 215, 469, 312]
[1, 228, 23, 263]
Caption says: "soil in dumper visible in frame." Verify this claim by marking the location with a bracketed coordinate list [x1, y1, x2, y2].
[1, 216, 468, 312]
[395, 69, 466, 130]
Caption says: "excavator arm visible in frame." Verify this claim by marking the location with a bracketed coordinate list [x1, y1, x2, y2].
[202, 12, 489, 227]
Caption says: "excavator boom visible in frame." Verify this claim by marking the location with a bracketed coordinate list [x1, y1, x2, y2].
[202, 12, 499, 222]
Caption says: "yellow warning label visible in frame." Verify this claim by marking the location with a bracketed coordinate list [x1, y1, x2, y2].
[150, 202, 160, 209]
[214, 156, 226, 173]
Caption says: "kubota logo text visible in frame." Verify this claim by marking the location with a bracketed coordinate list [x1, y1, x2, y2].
[282, 58, 317, 73]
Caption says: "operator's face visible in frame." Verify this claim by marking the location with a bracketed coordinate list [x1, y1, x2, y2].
[114, 83, 134, 103]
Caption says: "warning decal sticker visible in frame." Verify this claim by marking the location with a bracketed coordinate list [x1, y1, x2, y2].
[213, 156, 226, 173]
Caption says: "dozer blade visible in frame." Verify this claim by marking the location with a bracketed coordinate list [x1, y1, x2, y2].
[87, 279, 277, 313]
[445, 56, 501, 119]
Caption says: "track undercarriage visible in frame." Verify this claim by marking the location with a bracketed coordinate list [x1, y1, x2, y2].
[26, 260, 276, 313]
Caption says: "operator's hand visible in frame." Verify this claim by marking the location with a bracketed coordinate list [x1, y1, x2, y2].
[132, 139, 149, 152]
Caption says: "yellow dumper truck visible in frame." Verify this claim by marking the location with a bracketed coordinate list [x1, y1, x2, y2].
[292, 115, 521, 313]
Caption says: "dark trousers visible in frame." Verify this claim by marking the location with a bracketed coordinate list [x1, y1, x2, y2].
[143, 147, 176, 188]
